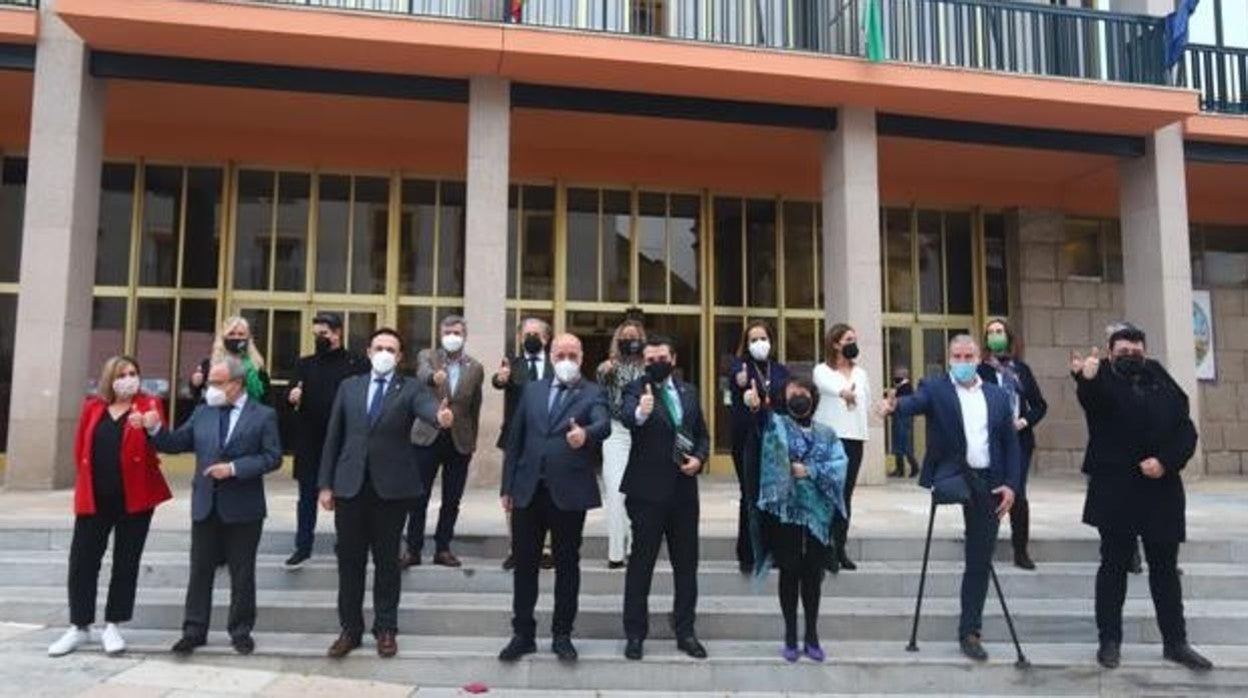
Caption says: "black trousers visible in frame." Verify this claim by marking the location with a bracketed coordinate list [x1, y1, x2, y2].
[831, 438, 865, 555]
[334, 478, 409, 637]
[407, 433, 472, 556]
[184, 512, 262, 641]
[732, 430, 758, 567]
[294, 463, 319, 556]
[623, 494, 699, 640]
[764, 514, 827, 647]
[510, 482, 587, 639]
[67, 509, 154, 627]
[1096, 531, 1187, 647]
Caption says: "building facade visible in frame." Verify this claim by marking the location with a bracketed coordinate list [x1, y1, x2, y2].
[0, 0, 1246, 489]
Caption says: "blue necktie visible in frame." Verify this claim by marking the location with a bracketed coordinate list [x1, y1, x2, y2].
[548, 383, 566, 427]
[368, 377, 387, 425]
[218, 406, 231, 449]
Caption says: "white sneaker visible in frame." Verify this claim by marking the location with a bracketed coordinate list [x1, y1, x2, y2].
[48, 626, 90, 657]
[101, 623, 126, 655]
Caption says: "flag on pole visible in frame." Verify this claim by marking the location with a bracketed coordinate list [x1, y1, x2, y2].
[864, 0, 885, 62]
[1164, 0, 1200, 70]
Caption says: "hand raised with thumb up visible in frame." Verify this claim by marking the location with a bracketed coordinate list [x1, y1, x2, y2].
[436, 398, 454, 428]
[566, 418, 587, 449]
[639, 383, 655, 418]
[496, 357, 511, 384]
[1072, 346, 1101, 380]
[127, 411, 145, 430]
[743, 379, 761, 411]
[141, 410, 161, 431]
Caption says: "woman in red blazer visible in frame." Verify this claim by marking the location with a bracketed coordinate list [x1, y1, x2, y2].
[48, 355, 172, 658]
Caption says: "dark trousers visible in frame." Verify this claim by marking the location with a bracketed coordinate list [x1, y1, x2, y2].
[1096, 531, 1187, 647]
[1009, 443, 1034, 553]
[294, 464, 319, 556]
[767, 517, 827, 647]
[334, 478, 409, 637]
[831, 439, 865, 555]
[67, 509, 154, 627]
[958, 473, 1000, 639]
[184, 512, 262, 641]
[510, 482, 587, 639]
[406, 434, 472, 556]
[623, 495, 699, 640]
[731, 431, 757, 566]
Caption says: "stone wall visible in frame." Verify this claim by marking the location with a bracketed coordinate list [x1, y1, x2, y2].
[1200, 287, 1248, 475]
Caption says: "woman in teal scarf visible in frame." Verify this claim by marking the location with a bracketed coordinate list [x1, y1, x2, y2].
[755, 377, 847, 662]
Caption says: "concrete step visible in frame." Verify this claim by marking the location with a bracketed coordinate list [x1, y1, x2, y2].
[4, 586, 1247, 645]
[3, 527, 1245, 564]
[3, 551, 1247, 600]
[10, 628, 1246, 695]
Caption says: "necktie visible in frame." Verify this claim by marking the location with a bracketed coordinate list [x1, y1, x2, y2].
[661, 382, 683, 426]
[368, 377, 387, 425]
[548, 383, 566, 426]
[218, 406, 231, 449]
[527, 356, 539, 382]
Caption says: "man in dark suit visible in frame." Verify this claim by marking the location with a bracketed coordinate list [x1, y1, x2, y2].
[879, 334, 1019, 662]
[405, 314, 485, 569]
[318, 327, 452, 659]
[143, 357, 282, 656]
[497, 333, 610, 663]
[618, 335, 710, 661]
[491, 317, 553, 571]
[286, 312, 368, 567]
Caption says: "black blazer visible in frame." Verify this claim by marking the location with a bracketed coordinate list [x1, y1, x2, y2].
[619, 376, 711, 504]
[492, 353, 554, 449]
[501, 378, 611, 511]
[977, 359, 1047, 452]
[291, 349, 369, 478]
[318, 373, 440, 501]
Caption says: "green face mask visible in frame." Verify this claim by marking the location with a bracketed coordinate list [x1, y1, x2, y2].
[986, 335, 1009, 354]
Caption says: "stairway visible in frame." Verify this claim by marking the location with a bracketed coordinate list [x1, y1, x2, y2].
[1, 528, 1245, 695]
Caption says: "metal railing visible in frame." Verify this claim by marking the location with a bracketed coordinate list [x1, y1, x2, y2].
[1179, 43, 1248, 115]
[0, 0, 38, 7]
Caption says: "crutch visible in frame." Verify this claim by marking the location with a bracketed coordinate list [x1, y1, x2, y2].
[905, 496, 938, 652]
[988, 561, 1030, 668]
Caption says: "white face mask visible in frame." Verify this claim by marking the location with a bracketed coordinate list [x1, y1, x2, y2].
[205, 386, 230, 408]
[441, 334, 465, 354]
[554, 359, 581, 385]
[112, 375, 140, 400]
[371, 351, 397, 375]
[749, 339, 772, 362]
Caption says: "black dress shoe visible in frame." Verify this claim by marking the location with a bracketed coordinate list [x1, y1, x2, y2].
[551, 634, 578, 662]
[1013, 550, 1036, 571]
[959, 634, 989, 662]
[1097, 641, 1120, 669]
[232, 634, 255, 655]
[498, 635, 537, 662]
[540, 552, 555, 570]
[837, 552, 857, 571]
[607, 560, 626, 570]
[171, 636, 205, 655]
[502, 554, 516, 571]
[1164, 643, 1213, 671]
[676, 635, 708, 659]
[285, 550, 311, 567]
[624, 637, 644, 660]
[1128, 548, 1143, 575]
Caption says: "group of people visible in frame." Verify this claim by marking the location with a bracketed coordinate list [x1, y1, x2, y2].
[45, 309, 1212, 672]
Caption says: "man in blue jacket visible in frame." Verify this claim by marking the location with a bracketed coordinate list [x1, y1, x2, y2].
[880, 334, 1020, 662]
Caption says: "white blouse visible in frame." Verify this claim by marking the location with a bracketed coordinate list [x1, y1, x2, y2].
[812, 363, 872, 442]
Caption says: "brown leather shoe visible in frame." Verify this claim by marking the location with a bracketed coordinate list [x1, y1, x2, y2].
[326, 632, 361, 659]
[400, 550, 421, 570]
[377, 630, 398, 658]
[433, 551, 462, 568]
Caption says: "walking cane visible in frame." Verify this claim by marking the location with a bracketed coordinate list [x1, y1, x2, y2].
[905, 496, 938, 652]
[989, 562, 1030, 668]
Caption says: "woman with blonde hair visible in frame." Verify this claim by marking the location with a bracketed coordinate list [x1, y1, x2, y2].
[189, 315, 270, 404]
[48, 356, 172, 657]
[595, 318, 647, 568]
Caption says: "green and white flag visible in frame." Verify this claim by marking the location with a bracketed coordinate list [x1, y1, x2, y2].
[864, 0, 885, 62]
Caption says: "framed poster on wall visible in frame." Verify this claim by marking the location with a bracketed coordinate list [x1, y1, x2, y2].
[1193, 290, 1216, 381]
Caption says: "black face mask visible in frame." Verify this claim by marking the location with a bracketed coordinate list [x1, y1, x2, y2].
[1113, 354, 1145, 376]
[225, 338, 249, 355]
[522, 334, 544, 355]
[645, 360, 673, 384]
[314, 336, 333, 355]
[841, 342, 860, 361]
[619, 338, 643, 357]
[788, 394, 813, 420]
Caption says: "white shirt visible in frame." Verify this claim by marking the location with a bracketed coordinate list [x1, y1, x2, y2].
[952, 375, 991, 470]
[223, 393, 248, 444]
[524, 352, 547, 381]
[812, 363, 871, 441]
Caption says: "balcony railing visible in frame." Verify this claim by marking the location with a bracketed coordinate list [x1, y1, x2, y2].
[0, 0, 38, 7]
[1179, 43, 1248, 116]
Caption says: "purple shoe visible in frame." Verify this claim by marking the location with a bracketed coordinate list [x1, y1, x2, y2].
[803, 643, 826, 662]
[782, 645, 800, 663]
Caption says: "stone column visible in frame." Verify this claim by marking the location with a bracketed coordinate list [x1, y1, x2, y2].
[1118, 122, 1203, 472]
[5, 0, 106, 489]
[821, 106, 886, 485]
[463, 76, 510, 487]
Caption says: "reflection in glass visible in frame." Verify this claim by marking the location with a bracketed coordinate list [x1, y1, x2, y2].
[234, 170, 274, 291]
[917, 211, 944, 314]
[506, 186, 518, 300]
[520, 186, 555, 300]
[713, 197, 743, 306]
[176, 299, 216, 425]
[346, 311, 379, 355]
[945, 212, 973, 315]
[135, 299, 175, 402]
[275, 173, 310, 292]
[712, 316, 743, 454]
[1063, 218, 1103, 279]
[603, 190, 632, 303]
[669, 194, 700, 305]
[140, 166, 182, 287]
[352, 176, 389, 295]
[885, 207, 914, 313]
[746, 199, 777, 308]
[984, 214, 1009, 317]
[182, 168, 222, 289]
[88, 298, 127, 386]
[438, 182, 466, 297]
[784, 318, 818, 378]
[316, 174, 351, 293]
[400, 179, 437, 296]
[1104, 220, 1124, 283]
[96, 164, 137, 287]
[566, 188, 600, 302]
[397, 306, 432, 359]
[0, 158, 26, 284]
[638, 192, 667, 304]
[784, 201, 816, 308]
[922, 328, 947, 380]
[271, 310, 302, 381]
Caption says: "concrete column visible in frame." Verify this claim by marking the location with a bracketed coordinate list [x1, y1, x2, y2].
[5, 0, 105, 489]
[1118, 122, 1203, 472]
[463, 76, 510, 488]
[821, 106, 886, 486]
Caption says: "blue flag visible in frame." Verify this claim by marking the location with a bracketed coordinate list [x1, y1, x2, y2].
[1164, 0, 1200, 70]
